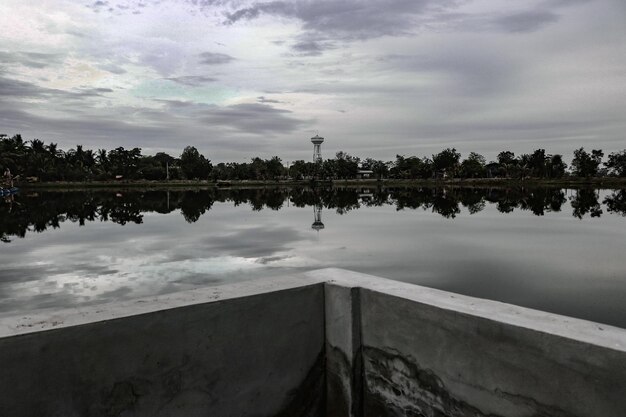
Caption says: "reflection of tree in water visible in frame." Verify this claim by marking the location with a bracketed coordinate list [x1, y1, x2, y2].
[98, 195, 144, 226]
[393, 188, 437, 211]
[326, 188, 361, 215]
[180, 190, 215, 223]
[291, 187, 361, 214]
[2, 187, 625, 242]
[571, 189, 602, 219]
[483, 187, 566, 216]
[604, 190, 626, 216]
[429, 189, 461, 219]
[460, 189, 486, 215]
[1, 195, 28, 242]
[517, 188, 566, 216]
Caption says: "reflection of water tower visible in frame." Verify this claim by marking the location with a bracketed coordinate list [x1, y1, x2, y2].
[311, 134, 324, 162]
[311, 205, 325, 231]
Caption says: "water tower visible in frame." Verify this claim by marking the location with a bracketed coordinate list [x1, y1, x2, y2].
[311, 204, 325, 232]
[311, 134, 324, 162]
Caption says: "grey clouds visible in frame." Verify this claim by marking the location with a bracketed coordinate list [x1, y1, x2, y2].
[0, 0, 624, 161]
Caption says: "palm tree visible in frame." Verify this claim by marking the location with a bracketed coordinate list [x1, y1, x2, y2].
[30, 139, 46, 154]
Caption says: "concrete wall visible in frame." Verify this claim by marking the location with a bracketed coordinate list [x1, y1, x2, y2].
[325, 283, 362, 417]
[308, 269, 626, 417]
[360, 289, 626, 417]
[0, 280, 325, 417]
[2, 268, 626, 417]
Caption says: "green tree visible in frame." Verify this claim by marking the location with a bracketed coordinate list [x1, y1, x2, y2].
[528, 149, 547, 178]
[547, 154, 567, 178]
[249, 157, 267, 180]
[605, 150, 626, 177]
[571, 148, 603, 177]
[180, 146, 211, 180]
[363, 158, 389, 179]
[432, 148, 461, 178]
[390, 155, 431, 179]
[335, 151, 359, 179]
[108, 147, 142, 179]
[497, 151, 516, 166]
[0, 134, 27, 175]
[497, 151, 517, 178]
[289, 160, 308, 180]
[460, 152, 486, 178]
[266, 156, 285, 180]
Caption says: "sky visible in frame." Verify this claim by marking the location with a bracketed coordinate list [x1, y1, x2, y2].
[1, 0, 625, 163]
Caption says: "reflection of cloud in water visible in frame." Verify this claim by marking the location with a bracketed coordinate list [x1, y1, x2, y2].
[142, 256, 265, 277]
[151, 225, 314, 261]
[0, 216, 321, 316]
[0, 251, 321, 316]
[3, 192, 626, 328]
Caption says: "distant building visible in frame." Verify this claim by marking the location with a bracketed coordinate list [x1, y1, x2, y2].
[356, 169, 374, 179]
[311, 134, 324, 163]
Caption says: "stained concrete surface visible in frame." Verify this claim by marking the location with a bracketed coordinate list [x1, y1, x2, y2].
[317, 269, 626, 417]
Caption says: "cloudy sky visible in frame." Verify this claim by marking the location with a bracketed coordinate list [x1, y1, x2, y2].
[1, 0, 625, 162]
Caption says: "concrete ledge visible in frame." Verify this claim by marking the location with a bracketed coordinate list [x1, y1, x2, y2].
[305, 268, 626, 351]
[1, 268, 625, 417]
[0, 278, 326, 417]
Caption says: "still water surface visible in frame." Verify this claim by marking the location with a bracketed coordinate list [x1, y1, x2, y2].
[1, 186, 625, 328]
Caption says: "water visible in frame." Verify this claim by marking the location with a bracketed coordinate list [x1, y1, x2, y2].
[1, 186, 625, 328]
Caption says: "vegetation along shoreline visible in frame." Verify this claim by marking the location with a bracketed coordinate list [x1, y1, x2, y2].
[2, 133, 626, 188]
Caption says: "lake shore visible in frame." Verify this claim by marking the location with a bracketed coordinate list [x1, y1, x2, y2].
[15, 177, 626, 190]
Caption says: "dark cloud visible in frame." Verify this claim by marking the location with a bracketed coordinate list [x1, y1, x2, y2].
[87, 0, 115, 13]
[2, 0, 624, 163]
[197, 102, 310, 134]
[152, 98, 197, 108]
[92, 0, 108, 6]
[0, 90, 310, 159]
[198, 51, 235, 65]
[0, 76, 53, 97]
[378, 50, 517, 96]
[164, 75, 218, 86]
[434, 2, 587, 34]
[491, 10, 559, 33]
[77, 87, 114, 96]
[542, 0, 591, 7]
[154, 100, 308, 136]
[290, 39, 335, 56]
[0, 102, 171, 149]
[257, 96, 283, 103]
[0, 51, 64, 69]
[225, 0, 461, 40]
[0, 76, 113, 100]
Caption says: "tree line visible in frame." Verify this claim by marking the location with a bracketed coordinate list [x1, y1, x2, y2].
[2, 133, 626, 182]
